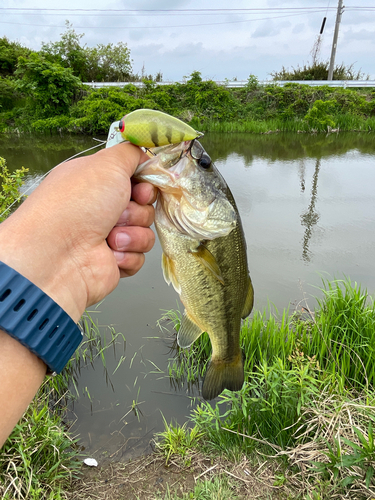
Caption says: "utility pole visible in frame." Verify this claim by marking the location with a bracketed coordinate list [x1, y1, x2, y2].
[328, 0, 344, 80]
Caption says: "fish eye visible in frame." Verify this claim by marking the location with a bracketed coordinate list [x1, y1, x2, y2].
[198, 153, 211, 169]
[119, 119, 125, 133]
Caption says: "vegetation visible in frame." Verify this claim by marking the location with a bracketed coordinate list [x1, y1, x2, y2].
[0, 156, 28, 221]
[1, 70, 374, 135]
[1, 25, 374, 135]
[15, 53, 82, 119]
[157, 278, 375, 499]
[270, 61, 368, 81]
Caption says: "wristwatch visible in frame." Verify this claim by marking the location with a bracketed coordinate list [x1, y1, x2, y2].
[0, 261, 82, 373]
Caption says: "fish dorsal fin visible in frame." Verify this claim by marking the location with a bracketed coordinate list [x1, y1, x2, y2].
[177, 311, 204, 348]
[190, 244, 224, 285]
[161, 253, 181, 294]
[241, 275, 254, 319]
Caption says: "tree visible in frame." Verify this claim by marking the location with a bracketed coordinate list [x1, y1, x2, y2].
[15, 53, 82, 117]
[0, 37, 31, 76]
[40, 21, 88, 80]
[86, 42, 132, 82]
[40, 22, 133, 82]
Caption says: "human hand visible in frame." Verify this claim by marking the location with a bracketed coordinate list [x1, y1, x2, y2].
[0, 142, 157, 322]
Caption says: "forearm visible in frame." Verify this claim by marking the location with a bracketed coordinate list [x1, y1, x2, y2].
[0, 328, 47, 448]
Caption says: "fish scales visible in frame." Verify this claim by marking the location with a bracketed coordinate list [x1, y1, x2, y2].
[134, 140, 253, 400]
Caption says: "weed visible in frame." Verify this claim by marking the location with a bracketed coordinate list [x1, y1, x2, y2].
[160, 474, 239, 499]
[155, 419, 203, 464]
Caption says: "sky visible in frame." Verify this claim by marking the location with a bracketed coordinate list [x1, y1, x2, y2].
[1, 0, 374, 81]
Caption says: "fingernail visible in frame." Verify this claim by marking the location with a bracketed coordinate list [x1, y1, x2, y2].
[115, 232, 131, 250]
[115, 209, 130, 227]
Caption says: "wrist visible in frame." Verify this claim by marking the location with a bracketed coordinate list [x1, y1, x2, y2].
[0, 261, 83, 374]
[0, 218, 86, 323]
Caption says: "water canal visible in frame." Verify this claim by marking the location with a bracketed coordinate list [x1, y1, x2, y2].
[1, 131, 375, 461]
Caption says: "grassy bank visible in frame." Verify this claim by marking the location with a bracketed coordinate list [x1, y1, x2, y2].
[158, 278, 375, 499]
[1, 72, 375, 136]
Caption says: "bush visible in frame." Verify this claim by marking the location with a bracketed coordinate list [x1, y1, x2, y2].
[271, 61, 368, 81]
[15, 53, 82, 118]
[0, 156, 28, 221]
[304, 100, 336, 130]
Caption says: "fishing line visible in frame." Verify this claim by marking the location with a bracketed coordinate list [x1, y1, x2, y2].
[0, 140, 106, 219]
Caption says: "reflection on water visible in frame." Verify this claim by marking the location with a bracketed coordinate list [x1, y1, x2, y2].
[1, 131, 375, 461]
[301, 158, 321, 263]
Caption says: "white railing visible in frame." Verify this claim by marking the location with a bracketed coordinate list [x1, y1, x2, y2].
[83, 80, 375, 89]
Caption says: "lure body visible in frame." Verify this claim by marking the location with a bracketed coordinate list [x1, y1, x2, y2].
[118, 109, 202, 148]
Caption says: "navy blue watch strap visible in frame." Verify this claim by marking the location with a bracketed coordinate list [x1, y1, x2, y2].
[0, 261, 82, 373]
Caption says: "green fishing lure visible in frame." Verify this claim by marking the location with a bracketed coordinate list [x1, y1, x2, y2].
[118, 109, 202, 148]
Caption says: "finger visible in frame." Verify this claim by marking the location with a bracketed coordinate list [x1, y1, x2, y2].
[115, 202, 155, 228]
[101, 142, 150, 179]
[113, 251, 146, 277]
[131, 182, 157, 205]
[107, 226, 155, 253]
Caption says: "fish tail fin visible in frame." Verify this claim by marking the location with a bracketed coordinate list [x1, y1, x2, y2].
[201, 354, 244, 400]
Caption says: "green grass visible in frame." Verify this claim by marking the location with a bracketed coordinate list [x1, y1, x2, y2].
[166, 278, 375, 396]
[159, 475, 240, 500]
[159, 278, 375, 498]
[155, 418, 203, 465]
[194, 118, 310, 134]
[195, 116, 375, 134]
[0, 312, 127, 500]
[0, 388, 81, 500]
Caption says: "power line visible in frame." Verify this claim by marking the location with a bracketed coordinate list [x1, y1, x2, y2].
[0, 7, 339, 12]
[0, 10, 332, 30]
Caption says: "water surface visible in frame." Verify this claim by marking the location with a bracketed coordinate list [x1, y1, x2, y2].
[1, 131, 375, 461]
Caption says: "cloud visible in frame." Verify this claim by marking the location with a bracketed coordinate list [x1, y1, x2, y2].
[251, 20, 291, 38]
[343, 28, 375, 43]
[292, 23, 305, 34]
[1, 0, 374, 80]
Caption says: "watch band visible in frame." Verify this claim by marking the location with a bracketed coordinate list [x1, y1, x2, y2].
[0, 261, 82, 373]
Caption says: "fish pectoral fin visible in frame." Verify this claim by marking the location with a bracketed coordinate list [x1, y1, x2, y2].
[190, 244, 224, 285]
[241, 275, 254, 319]
[177, 312, 204, 348]
[162, 253, 181, 294]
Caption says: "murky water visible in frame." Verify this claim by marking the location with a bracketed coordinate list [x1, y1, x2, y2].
[2, 132, 375, 461]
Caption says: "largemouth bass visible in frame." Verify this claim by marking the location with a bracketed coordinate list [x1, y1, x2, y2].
[135, 140, 254, 400]
[119, 109, 202, 148]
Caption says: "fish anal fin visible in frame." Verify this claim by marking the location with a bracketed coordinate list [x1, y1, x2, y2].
[241, 275, 254, 319]
[177, 312, 204, 348]
[202, 353, 244, 400]
[162, 253, 181, 294]
[190, 244, 224, 285]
